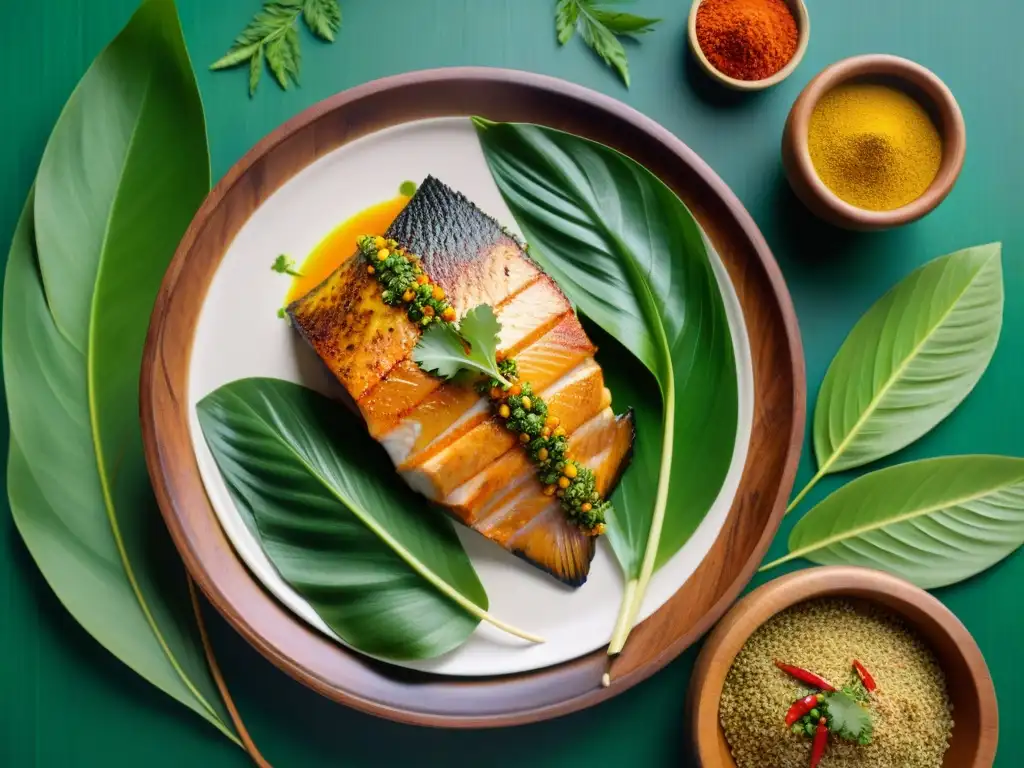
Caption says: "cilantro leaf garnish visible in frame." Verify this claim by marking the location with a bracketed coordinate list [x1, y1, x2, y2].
[271, 254, 302, 277]
[413, 305, 511, 386]
[824, 690, 874, 745]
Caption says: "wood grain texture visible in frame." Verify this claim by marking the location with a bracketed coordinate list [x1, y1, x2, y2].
[687, 566, 998, 767]
[782, 55, 967, 231]
[140, 68, 805, 727]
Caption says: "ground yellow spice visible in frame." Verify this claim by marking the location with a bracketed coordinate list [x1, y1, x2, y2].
[720, 598, 953, 768]
[808, 83, 943, 211]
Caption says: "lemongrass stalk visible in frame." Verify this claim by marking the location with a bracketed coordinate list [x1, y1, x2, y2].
[607, 370, 675, 655]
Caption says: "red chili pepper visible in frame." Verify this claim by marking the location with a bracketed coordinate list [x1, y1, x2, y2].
[809, 717, 828, 768]
[852, 659, 877, 692]
[785, 693, 821, 726]
[775, 661, 836, 692]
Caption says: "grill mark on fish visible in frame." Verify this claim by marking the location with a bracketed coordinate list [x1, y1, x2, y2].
[404, 359, 607, 499]
[469, 408, 634, 529]
[357, 283, 569, 440]
[369, 295, 578, 465]
[355, 267, 544, 421]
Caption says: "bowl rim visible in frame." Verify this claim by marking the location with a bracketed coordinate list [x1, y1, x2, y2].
[688, 0, 810, 91]
[785, 54, 967, 227]
[687, 566, 998, 767]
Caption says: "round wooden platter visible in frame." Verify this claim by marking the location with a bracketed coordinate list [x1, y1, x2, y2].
[140, 67, 806, 727]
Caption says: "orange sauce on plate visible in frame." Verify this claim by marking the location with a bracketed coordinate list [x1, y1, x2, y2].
[285, 195, 409, 303]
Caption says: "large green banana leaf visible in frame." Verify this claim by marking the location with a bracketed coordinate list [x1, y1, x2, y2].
[473, 119, 738, 655]
[3, 0, 237, 742]
[789, 244, 1003, 513]
[765, 456, 1024, 588]
[197, 377, 538, 660]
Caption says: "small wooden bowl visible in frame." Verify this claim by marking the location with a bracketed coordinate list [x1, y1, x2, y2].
[782, 55, 967, 230]
[688, 0, 810, 91]
[687, 567, 998, 767]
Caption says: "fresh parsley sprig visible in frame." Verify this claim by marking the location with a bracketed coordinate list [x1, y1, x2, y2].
[555, 0, 661, 87]
[413, 305, 512, 387]
[212, 0, 342, 96]
[271, 254, 303, 277]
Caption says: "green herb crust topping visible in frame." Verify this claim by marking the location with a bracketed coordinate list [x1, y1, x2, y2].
[356, 235, 456, 327]
[478, 369, 610, 535]
[358, 233, 610, 535]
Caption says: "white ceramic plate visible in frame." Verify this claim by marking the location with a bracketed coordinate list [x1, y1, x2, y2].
[189, 117, 754, 677]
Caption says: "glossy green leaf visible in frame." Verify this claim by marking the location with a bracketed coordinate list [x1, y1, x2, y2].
[197, 378, 540, 660]
[789, 245, 1003, 513]
[590, 10, 660, 36]
[764, 456, 1024, 588]
[4, 0, 236, 743]
[473, 119, 738, 655]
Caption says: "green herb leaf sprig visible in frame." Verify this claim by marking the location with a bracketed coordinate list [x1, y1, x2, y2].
[271, 254, 303, 276]
[555, 0, 661, 87]
[413, 305, 512, 386]
[824, 689, 874, 745]
[212, 0, 342, 96]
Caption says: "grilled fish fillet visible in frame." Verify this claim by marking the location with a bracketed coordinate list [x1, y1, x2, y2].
[288, 177, 634, 586]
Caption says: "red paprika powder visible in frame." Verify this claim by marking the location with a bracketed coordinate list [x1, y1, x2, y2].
[696, 0, 799, 82]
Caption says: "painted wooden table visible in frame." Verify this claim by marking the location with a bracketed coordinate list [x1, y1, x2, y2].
[1, 0, 1021, 765]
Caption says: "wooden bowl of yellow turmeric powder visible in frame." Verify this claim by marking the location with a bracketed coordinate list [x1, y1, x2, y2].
[782, 55, 966, 230]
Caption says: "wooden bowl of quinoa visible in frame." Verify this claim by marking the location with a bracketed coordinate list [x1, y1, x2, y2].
[687, 567, 997, 767]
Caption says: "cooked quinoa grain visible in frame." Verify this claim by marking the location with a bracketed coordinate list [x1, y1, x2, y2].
[719, 598, 953, 768]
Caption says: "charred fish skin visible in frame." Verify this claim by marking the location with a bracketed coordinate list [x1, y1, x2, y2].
[386, 175, 519, 278]
[288, 176, 636, 588]
[387, 177, 540, 316]
[510, 541, 593, 589]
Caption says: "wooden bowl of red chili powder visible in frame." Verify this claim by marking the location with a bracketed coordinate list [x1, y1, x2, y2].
[689, 0, 809, 90]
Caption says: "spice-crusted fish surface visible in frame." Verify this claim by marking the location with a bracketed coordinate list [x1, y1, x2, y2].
[288, 177, 634, 587]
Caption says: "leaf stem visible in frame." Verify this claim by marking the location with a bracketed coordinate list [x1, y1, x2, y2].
[785, 466, 827, 516]
[271, 417, 544, 644]
[759, 550, 801, 572]
[83, 83, 235, 732]
[607, 578, 638, 652]
[388, 536, 542, 641]
[607, 369, 675, 656]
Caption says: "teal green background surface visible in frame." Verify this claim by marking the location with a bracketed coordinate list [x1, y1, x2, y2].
[1, 0, 1021, 765]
